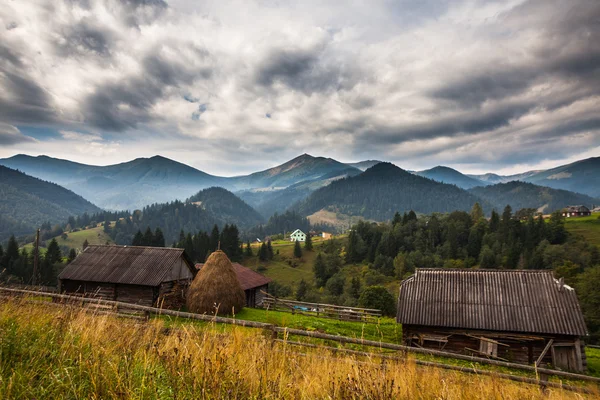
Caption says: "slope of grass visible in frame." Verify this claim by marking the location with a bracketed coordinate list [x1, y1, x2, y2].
[588, 347, 600, 377]
[22, 225, 113, 253]
[565, 214, 600, 247]
[0, 298, 593, 399]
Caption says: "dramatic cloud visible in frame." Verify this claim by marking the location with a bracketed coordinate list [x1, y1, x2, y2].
[0, 123, 36, 145]
[0, 0, 598, 175]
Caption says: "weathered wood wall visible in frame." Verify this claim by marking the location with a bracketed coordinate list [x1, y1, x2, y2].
[403, 325, 586, 371]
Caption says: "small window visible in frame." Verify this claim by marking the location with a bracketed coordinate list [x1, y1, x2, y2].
[479, 339, 498, 357]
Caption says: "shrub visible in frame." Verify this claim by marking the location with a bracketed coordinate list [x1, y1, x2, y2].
[358, 286, 396, 316]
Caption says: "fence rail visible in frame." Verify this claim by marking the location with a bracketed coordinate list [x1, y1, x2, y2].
[261, 291, 382, 322]
[0, 286, 598, 392]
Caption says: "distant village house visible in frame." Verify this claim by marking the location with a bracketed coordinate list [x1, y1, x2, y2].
[58, 245, 196, 309]
[397, 269, 588, 372]
[321, 232, 333, 240]
[289, 229, 306, 242]
[561, 205, 591, 218]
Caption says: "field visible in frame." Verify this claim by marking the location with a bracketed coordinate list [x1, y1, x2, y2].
[244, 237, 338, 286]
[22, 225, 113, 254]
[1, 298, 596, 399]
[565, 214, 600, 247]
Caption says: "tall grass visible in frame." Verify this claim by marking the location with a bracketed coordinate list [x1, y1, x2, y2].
[0, 298, 595, 399]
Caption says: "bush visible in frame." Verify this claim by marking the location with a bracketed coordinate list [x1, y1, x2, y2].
[358, 286, 396, 316]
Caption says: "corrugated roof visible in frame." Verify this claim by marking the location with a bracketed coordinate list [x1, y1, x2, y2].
[396, 269, 588, 336]
[59, 245, 195, 286]
[195, 263, 271, 290]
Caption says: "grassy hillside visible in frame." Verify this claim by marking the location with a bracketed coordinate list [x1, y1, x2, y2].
[22, 225, 113, 254]
[565, 214, 600, 247]
[0, 298, 594, 399]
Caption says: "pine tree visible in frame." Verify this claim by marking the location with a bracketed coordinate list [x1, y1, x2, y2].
[489, 210, 500, 232]
[245, 240, 253, 256]
[294, 240, 302, 258]
[392, 212, 402, 226]
[267, 240, 274, 260]
[41, 238, 61, 285]
[132, 230, 143, 246]
[82, 239, 89, 251]
[258, 242, 268, 261]
[470, 202, 484, 223]
[153, 228, 165, 247]
[103, 220, 111, 233]
[67, 248, 77, 263]
[295, 279, 308, 301]
[313, 253, 327, 287]
[304, 234, 313, 251]
[209, 225, 220, 252]
[3, 235, 19, 275]
[142, 227, 154, 246]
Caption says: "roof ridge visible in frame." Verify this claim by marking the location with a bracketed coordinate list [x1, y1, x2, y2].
[88, 244, 183, 251]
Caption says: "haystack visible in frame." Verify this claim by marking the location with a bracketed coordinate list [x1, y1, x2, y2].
[186, 250, 245, 315]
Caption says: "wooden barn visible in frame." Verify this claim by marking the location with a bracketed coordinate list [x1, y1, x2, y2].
[196, 262, 271, 307]
[396, 269, 589, 372]
[58, 245, 196, 309]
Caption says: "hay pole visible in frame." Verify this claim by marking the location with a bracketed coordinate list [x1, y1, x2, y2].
[2, 286, 599, 385]
[276, 340, 595, 395]
[274, 327, 600, 384]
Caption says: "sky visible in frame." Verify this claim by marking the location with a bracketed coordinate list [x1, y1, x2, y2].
[0, 0, 599, 176]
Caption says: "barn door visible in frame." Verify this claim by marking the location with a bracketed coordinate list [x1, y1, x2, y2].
[551, 344, 581, 372]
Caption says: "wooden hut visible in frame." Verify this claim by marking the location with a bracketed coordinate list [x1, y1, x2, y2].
[196, 262, 271, 307]
[58, 245, 195, 309]
[396, 269, 589, 372]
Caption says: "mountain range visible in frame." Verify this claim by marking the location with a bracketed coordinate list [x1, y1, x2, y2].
[1, 153, 599, 240]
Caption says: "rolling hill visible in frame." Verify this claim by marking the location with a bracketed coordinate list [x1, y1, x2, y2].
[0, 166, 101, 241]
[468, 181, 599, 214]
[186, 187, 264, 229]
[521, 157, 600, 198]
[295, 162, 484, 221]
[415, 166, 485, 189]
[0, 154, 224, 211]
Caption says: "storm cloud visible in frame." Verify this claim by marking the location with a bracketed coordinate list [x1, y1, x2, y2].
[0, 0, 598, 175]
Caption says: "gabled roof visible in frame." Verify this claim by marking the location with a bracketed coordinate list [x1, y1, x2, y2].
[562, 205, 590, 212]
[59, 245, 196, 286]
[290, 229, 305, 235]
[397, 269, 588, 336]
[195, 262, 271, 290]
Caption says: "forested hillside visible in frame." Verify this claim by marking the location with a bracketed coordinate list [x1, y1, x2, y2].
[295, 163, 484, 221]
[187, 187, 264, 228]
[0, 166, 101, 241]
[415, 166, 484, 189]
[469, 181, 599, 214]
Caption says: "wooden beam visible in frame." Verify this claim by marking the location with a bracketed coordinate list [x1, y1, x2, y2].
[536, 339, 554, 367]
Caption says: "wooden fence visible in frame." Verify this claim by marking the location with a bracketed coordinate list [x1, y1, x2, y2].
[0, 286, 598, 394]
[261, 291, 382, 322]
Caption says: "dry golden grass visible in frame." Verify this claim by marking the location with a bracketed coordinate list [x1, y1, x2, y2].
[0, 298, 597, 399]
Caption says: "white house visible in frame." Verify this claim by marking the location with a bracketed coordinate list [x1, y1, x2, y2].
[289, 229, 306, 242]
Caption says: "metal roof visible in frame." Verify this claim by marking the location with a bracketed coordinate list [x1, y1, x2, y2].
[195, 262, 271, 291]
[396, 269, 588, 336]
[59, 245, 196, 286]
